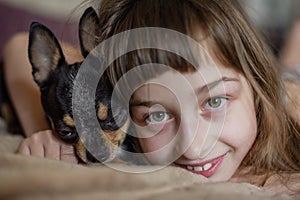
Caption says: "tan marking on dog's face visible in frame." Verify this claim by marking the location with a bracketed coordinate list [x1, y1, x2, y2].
[63, 114, 75, 127]
[103, 117, 130, 147]
[74, 139, 87, 162]
[100, 118, 130, 161]
[97, 103, 108, 120]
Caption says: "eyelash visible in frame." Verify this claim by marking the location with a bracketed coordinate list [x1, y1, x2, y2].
[145, 111, 171, 124]
[202, 96, 228, 111]
[141, 96, 229, 125]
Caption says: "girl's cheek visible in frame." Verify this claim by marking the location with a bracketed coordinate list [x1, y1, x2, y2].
[138, 120, 177, 152]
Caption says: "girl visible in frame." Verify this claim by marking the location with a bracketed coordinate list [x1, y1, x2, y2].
[94, 0, 300, 194]
[2, 0, 300, 194]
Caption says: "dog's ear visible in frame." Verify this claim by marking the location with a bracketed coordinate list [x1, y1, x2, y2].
[79, 7, 101, 58]
[28, 22, 66, 87]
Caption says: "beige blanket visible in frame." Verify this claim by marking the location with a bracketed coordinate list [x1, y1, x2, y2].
[0, 134, 298, 200]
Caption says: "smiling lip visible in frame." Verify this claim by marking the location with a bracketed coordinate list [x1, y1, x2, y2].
[176, 153, 227, 178]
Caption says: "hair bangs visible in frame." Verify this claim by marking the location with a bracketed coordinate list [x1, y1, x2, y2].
[98, 0, 209, 100]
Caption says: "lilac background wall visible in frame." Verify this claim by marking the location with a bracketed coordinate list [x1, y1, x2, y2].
[0, 3, 78, 58]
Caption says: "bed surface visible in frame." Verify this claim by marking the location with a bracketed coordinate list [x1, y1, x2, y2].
[0, 123, 298, 200]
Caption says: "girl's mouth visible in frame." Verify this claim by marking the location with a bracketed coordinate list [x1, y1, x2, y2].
[176, 153, 227, 178]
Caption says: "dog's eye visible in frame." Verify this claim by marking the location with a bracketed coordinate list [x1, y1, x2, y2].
[60, 131, 72, 137]
[56, 130, 78, 144]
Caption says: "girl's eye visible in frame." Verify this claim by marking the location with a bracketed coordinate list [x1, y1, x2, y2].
[204, 97, 227, 110]
[146, 112, 170, 123]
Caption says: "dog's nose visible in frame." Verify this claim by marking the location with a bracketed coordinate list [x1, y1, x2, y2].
[86, 150, 100, 163]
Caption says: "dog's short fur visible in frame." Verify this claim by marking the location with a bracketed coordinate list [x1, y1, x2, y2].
[28, 7, 133, 163]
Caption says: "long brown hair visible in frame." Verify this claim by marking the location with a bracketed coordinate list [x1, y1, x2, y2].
[93, 0, 300, 177]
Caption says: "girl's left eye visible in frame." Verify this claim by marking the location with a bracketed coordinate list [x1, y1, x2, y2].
[204, 97, 227, 110]
[146, 112, 170, 123]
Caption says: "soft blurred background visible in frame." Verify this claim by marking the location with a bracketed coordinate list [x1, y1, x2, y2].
[0, 0, 86, 57]
[243, 0, 300, 56]
[0, 0, 300, 60]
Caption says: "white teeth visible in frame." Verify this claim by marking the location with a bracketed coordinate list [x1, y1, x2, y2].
[194, 166, 203, 172]
[186, 163, 212, 172]
[203, 163, 212, 171]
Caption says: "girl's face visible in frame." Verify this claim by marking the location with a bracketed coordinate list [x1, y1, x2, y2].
[130, 63, 257, 182]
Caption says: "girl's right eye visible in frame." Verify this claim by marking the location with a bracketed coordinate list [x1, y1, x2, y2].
[203, 97, 228, 111]
[146, 111, 171, 124]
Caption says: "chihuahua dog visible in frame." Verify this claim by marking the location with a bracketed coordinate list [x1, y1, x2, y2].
[28, 7, 133, 163]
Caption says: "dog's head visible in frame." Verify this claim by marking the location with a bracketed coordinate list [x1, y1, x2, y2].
[28, 7, 130, 163]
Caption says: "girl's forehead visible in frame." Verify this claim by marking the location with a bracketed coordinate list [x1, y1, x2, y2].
[141, 62, 240, 86]
[129, 64, 243, 106]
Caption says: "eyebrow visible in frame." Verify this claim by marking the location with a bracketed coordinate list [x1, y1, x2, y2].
[196, 76, 239, 96]
[130, 76, 239, 107]
[130, 99, 162, 107]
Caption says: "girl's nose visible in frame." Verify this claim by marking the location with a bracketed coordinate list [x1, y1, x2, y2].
[175, 115, 211, 160]
[175, 116, 201, 159]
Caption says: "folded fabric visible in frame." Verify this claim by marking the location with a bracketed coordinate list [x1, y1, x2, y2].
[0, 134, 296, 200]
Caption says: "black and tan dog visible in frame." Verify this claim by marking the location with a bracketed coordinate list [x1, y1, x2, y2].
[28, 7, 132, 163]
